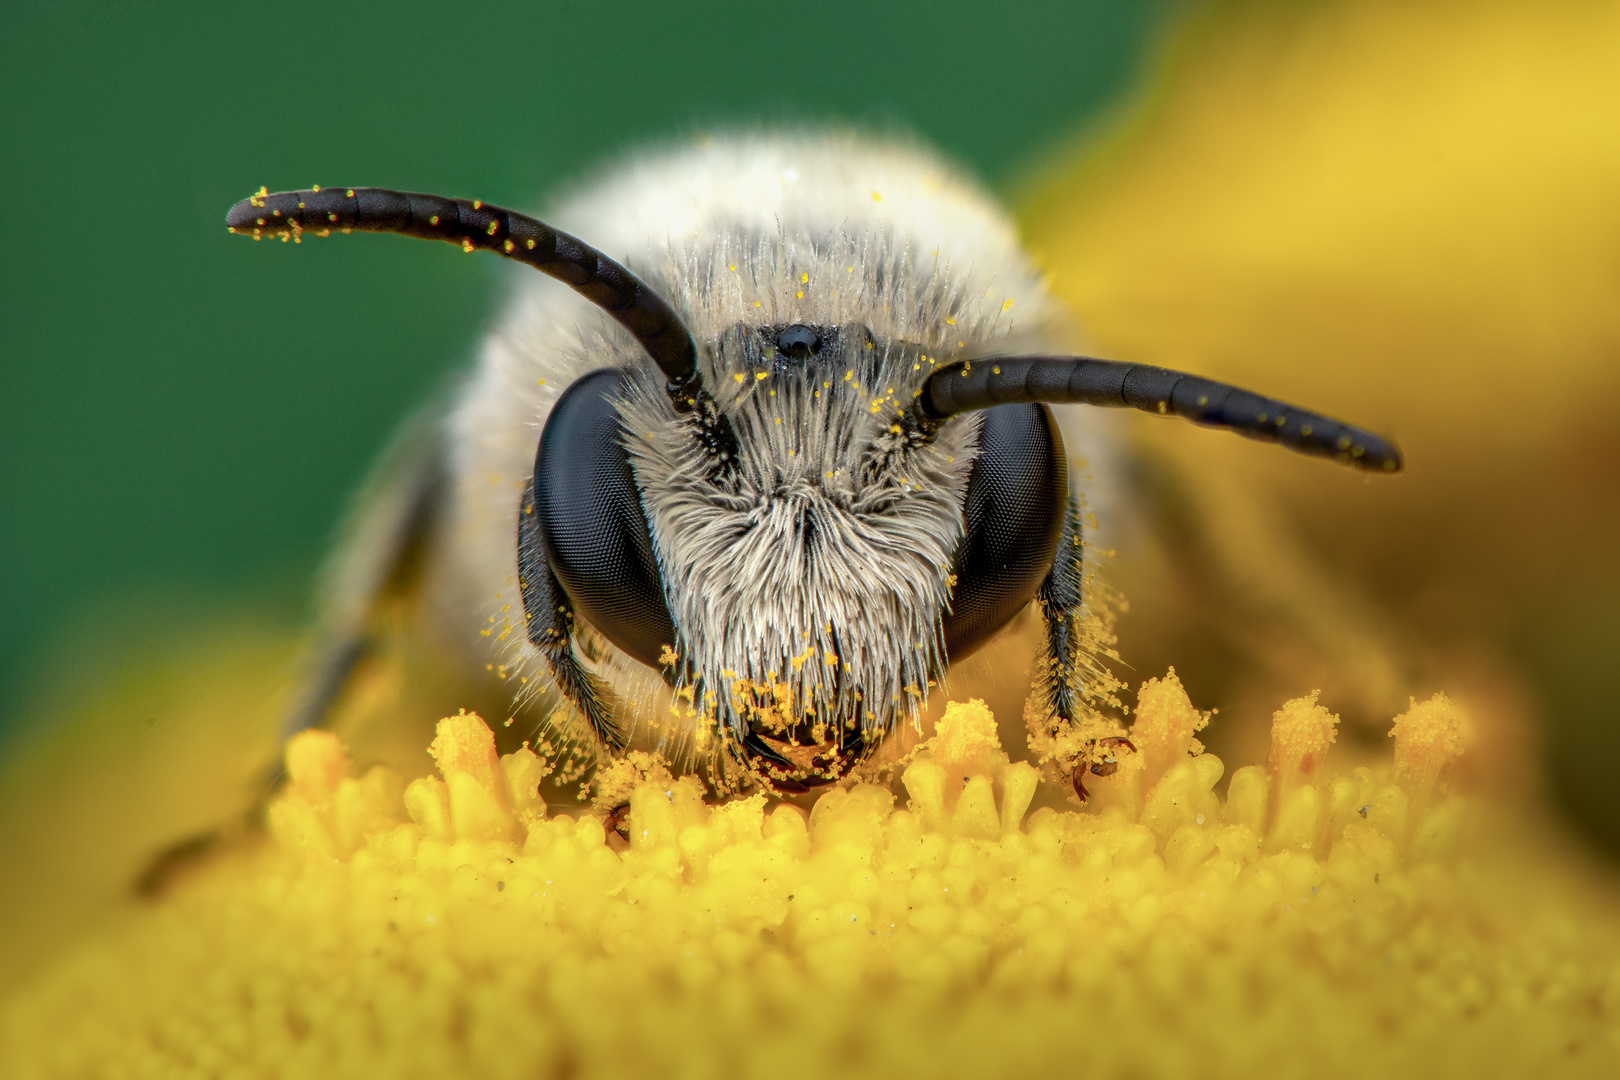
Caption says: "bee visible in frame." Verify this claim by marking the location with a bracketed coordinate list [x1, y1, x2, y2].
[228, 130, 1399, 796]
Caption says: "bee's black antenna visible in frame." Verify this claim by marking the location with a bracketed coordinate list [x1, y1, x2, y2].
[226, 187, 729, 446]
[909, 355, 1402, 472]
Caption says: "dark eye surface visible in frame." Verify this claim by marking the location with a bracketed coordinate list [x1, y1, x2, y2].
[532, 368, 676, 668]
[941, 403, 1067, 661]
[775, 324, 822, 360]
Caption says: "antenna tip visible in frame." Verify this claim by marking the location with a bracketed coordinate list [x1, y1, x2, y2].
[1353, 437, 1404, 473]
[225, 199, 256, 231]
[225, 186, 279, 233]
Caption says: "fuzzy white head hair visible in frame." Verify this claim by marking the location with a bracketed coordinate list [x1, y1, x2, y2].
[445, 128, 1073, 759]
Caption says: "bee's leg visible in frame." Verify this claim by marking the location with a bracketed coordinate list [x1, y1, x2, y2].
[1036, 491, 1089, 724]
[280, 409, 448, 741]
[516, 480, 626, 752]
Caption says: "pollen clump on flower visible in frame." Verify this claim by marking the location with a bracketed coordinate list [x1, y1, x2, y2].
[5, 681, 1620, 1077]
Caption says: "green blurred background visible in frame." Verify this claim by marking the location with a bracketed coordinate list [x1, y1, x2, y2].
[0, 0, 1176, 741]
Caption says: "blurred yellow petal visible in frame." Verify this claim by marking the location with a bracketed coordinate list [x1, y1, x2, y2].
[1024, 0, 1620, 835]
[1027, 0, 1620, 442]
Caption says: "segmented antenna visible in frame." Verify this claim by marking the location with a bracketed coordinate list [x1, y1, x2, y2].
[226, 186, 736, 467]
[910, 355, 1402, 472]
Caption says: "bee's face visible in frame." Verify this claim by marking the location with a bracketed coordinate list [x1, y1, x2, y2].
[534, 318, 1067, 791]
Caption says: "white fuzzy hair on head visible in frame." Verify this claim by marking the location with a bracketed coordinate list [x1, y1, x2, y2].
[446, 127, 1065, 761]
[618, 229, 1010, 744]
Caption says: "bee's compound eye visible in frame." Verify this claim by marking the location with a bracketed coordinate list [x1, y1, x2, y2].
[775, 324, 822, 361]
[942, 403, 1067, 662]
[531, 368, 677, 669]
